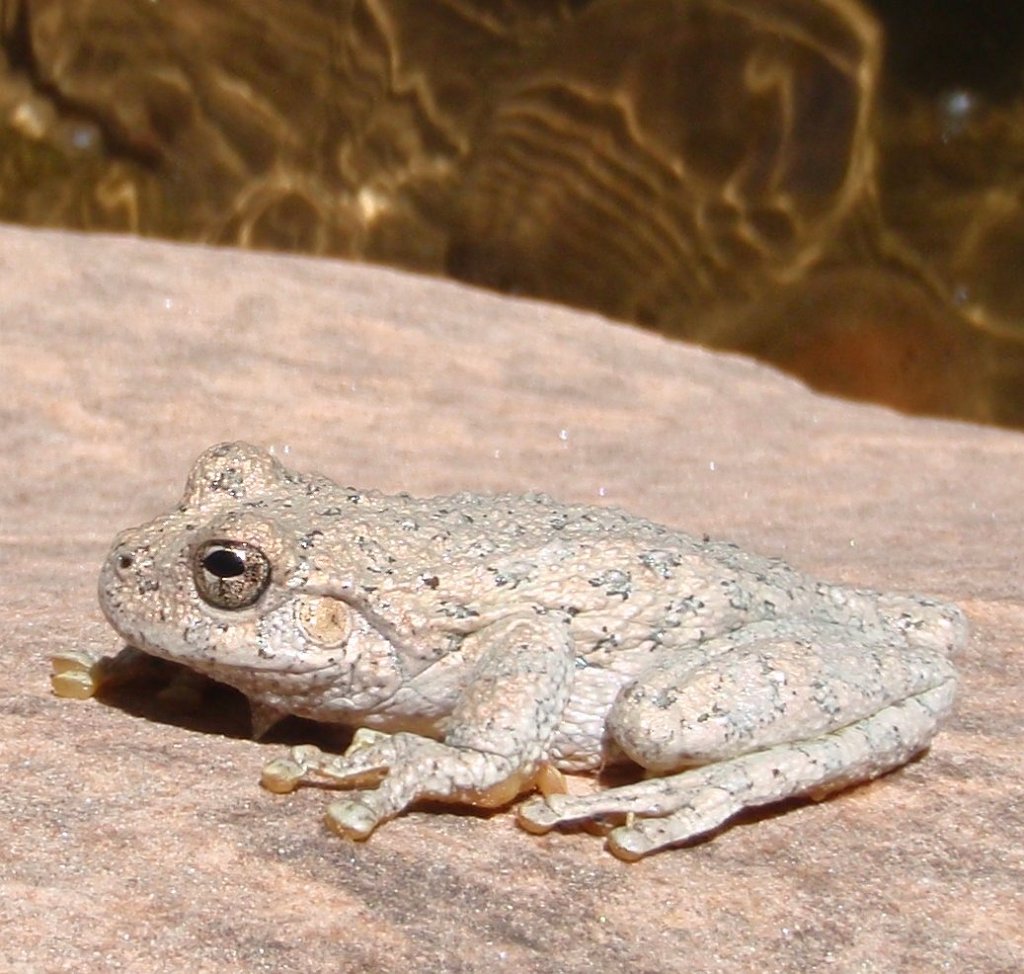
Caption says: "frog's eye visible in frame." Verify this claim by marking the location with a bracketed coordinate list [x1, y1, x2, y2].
[192, 540, 271, 610]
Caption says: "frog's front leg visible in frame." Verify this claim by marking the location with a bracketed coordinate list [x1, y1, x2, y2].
[519, 619, 958, 860]
[262, 614, 575, 839]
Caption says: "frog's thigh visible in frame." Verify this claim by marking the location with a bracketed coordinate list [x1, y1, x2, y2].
[520, 680, 956, 859]
[607, 622, 957, 773]
[612, 681, 957, 859]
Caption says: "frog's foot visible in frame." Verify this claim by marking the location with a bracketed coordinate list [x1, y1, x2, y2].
[50, 650, 105, 699]
[51, 646, 181, 699]
[519, 687, 954, 861]
[51, 646, 209, 711]
[261, 729, 544, 840]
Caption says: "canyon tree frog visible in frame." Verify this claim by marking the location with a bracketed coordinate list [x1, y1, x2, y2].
[86, 442, 965, 859]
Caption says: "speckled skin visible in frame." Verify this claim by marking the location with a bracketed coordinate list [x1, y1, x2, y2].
[97, 442, 966, 859]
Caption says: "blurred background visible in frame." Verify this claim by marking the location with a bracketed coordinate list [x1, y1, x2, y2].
[3, 0, 1023, 426]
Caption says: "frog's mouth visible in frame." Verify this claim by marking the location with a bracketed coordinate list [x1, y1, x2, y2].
[99, 600, 358, 684]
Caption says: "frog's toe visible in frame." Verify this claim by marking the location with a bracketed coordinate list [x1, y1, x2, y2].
[516, 795, 563, 833]
[325, 796, 381, 840]
[607, 820, 663, 861]
[518, 794, 626, 838]
[344, 727, 393, 756]
[607, 805, 717, 861]
[260, 755, 307, 794]
[50, 651, 102, 699]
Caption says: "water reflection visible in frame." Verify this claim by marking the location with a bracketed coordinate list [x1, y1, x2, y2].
[1, 0, 1022, 426]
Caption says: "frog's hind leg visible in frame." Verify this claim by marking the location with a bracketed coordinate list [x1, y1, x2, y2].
[517, 619, 958, 859]
[522, 683, 954, 860]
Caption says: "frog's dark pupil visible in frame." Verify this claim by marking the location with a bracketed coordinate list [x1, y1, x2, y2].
[203, 548, 246, 579]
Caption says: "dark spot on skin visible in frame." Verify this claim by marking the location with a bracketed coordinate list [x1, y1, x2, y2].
[588, 569, 632, 600]
[421, 575, 440, 589]
[639, 550, 681, 579]
[440, 602, 480, 619]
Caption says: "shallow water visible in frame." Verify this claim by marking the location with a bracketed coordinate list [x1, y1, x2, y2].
[2, 0, 1022, 425]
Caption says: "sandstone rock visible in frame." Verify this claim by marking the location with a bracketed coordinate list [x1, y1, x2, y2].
[2, 225, 1021, 973]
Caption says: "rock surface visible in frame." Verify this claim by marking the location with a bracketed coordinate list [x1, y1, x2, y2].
[2, 224, 1022, 973]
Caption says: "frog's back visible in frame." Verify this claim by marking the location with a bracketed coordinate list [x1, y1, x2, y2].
[312, 484, 733, 592]
[184, 443, 965, 662]
[308, 485, 818, 648]
[307, 483, 966, 662]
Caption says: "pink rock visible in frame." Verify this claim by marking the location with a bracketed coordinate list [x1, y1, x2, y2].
[2, 225, 1021, 972]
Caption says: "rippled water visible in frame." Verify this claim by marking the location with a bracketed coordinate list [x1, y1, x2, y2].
[2, 0, 1022, 425]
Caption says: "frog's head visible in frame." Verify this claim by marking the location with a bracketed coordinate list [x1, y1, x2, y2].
[98, 442, 407, 734]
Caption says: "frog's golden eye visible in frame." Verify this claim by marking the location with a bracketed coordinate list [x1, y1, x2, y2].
[193, 540, 271, 610]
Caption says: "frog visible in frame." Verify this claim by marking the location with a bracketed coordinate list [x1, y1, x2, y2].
[83, 441, 966, 860]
